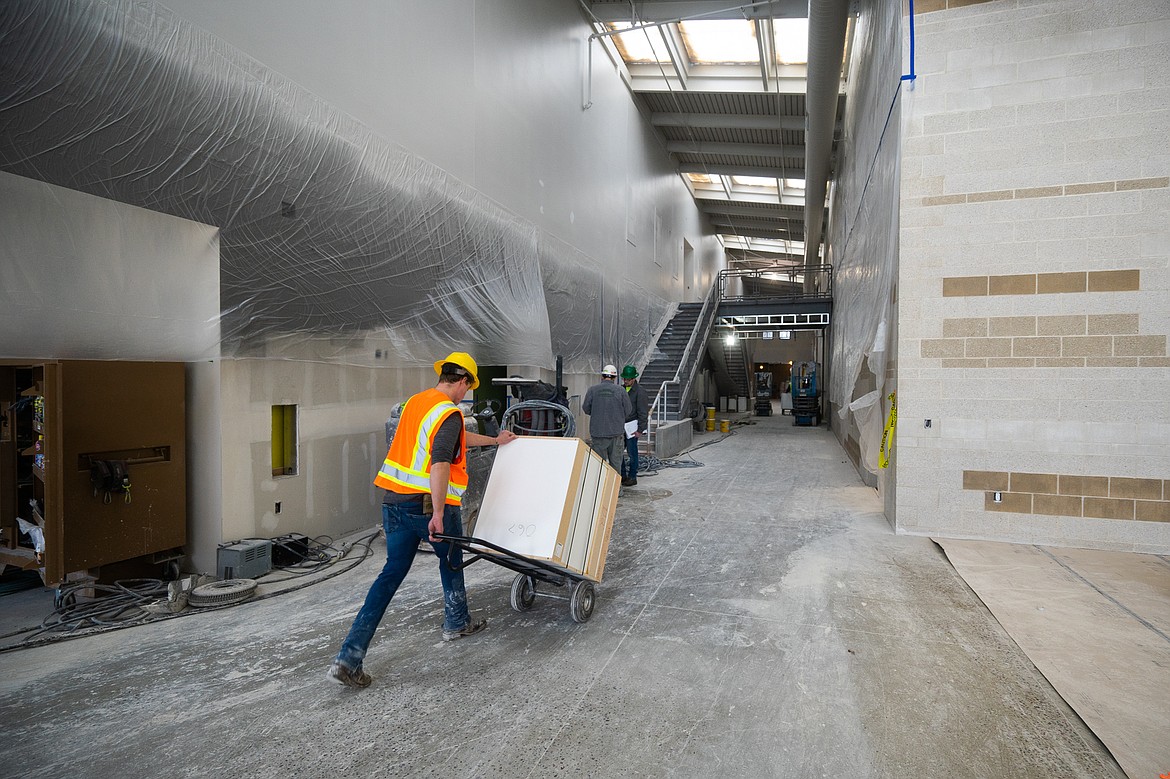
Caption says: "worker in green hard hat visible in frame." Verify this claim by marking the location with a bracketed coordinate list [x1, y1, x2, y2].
[620, 365, 649, 487]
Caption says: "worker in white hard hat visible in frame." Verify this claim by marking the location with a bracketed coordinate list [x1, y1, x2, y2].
[328, 351, 518, 689]
[582, 363, 633, 475]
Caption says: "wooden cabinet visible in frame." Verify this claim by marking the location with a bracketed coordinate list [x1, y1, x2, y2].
[0, 361, 186, 586]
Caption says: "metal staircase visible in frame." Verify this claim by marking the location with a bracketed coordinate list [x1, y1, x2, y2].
[636, 265, 833, 458]
[641, 303, 703, 419]
[722, 338, 750, 398]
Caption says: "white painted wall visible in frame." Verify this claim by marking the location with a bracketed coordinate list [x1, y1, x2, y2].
[0, 172, 220, 361]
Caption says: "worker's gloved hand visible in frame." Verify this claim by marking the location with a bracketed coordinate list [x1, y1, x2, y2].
[496, 430, 518, 445]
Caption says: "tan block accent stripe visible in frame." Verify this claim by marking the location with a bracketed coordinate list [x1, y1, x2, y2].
[989, 317, 1036, 337]
[912, 0, 1004, 14]
[986, 492, 1033, 513]
[921, 177, 1167, 206]
[989, 274, 1037, 295]
[928, 313, 1167, 366]
[1034, 494, 1083, 517]
[1037, 273, 1086, 294]
[1088, 270, 1141, 292]
[1060, 475, 1108, 497]
[1038, 315, 1086, 336]
[942, 270, 1141, 297]
[964, 470, 1169, 522]
[1011, 472, 1058, 493]
[943, 318, 988, 338]
[1087, 314, 1137, 335]
[942, 276, 988, 297]
[963, 470, 1008, 491]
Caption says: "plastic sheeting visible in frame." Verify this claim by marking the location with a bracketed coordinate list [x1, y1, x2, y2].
[823, 0, 902, 475]
[0, 0, 661, 373]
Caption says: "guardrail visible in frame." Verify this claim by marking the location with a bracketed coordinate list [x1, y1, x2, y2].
[717, 264, 833, 302]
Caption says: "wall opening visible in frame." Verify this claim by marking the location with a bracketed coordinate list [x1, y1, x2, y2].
[271, 404, 298, 477]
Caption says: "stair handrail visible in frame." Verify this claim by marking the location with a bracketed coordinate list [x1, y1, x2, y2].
[649, 278, 721, 427]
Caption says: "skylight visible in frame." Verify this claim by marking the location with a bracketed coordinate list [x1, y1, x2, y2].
[772, 18, 808, 65]
[678, 20, 758, 65]
[732, 175, 777, 189]
[606, 22, 671, 64]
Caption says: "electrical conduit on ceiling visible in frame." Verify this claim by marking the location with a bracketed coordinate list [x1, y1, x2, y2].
[803, 0, 850, 290]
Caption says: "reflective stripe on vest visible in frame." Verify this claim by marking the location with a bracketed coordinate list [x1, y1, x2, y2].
[374, 389, 468, 504]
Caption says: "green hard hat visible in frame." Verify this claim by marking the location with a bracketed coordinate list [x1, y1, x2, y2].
[621, 365, 638, 379]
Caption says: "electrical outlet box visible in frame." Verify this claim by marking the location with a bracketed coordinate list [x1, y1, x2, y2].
[216, 539, 272, 580]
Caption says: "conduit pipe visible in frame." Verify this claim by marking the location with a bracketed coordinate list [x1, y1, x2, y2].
[803, 0, 850, 290]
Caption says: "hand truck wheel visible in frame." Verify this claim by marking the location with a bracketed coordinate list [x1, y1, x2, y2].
[569, 580, 595, 623]
[510, 574, 536, 612]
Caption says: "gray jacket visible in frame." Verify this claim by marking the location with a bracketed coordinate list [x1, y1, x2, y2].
[624, 380, 650, 433]
[583, 379, 633, 438]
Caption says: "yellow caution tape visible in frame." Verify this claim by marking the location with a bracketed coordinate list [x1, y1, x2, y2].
[878, 391, 897, 469]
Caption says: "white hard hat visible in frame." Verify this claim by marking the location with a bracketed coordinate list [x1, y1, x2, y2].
[602, 364, 618, 377]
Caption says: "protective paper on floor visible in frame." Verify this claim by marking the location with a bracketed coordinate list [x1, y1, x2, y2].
[936, 539, 1170, 779]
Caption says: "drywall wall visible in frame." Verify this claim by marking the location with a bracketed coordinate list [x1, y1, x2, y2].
[898, 0, 1170, 552]
[0, 172, 220, 361]
[218, 359, 432, 545]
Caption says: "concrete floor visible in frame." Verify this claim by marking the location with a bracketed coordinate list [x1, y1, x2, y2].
[0, 411, 1124, 778]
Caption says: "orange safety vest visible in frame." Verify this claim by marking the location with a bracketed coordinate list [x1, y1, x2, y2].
[373, 388, 468, 505]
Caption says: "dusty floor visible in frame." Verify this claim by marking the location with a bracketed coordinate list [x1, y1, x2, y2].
[0, 412, 1127, 778]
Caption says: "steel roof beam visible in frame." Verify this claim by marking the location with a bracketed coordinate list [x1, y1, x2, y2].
[700, 202, 804, 218]
[667, 140, 805, 158]
[651, 112, 805, 130]
[715, 226, 799, 240]
[680, 162, 792, 178]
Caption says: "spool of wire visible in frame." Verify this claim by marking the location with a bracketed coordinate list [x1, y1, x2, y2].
[501, 400, 575, 437]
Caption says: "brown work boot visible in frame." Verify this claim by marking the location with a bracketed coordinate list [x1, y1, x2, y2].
[442, 618, 487, 642]
[327, 661, 372, 689]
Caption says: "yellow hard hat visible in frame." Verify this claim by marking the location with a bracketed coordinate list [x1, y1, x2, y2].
[434, 351, 479, 389]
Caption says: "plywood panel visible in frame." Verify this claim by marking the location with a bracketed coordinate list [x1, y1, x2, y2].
[58, 361, 186, 576]
[584, 469, 620, 581]
[564, 453, 602, 573]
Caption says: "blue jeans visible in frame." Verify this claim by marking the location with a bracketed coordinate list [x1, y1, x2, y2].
[622, 435, 639, 480]
[334, 501, 470, 670]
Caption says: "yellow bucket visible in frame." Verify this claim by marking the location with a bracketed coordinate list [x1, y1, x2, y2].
[705, 419, 715, 431]
[706, 407, 716, 420]
[719, 419, 730, 433]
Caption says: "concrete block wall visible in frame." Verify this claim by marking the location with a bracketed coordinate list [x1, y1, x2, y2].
[897, 0, 1170, 552]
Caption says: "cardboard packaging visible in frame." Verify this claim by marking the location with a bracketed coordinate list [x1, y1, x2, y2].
[472, 437, 619, 582]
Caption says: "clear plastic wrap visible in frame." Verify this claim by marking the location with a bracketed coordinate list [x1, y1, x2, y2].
[0, 0, 662, 372]
[823, 0, 902, 475]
